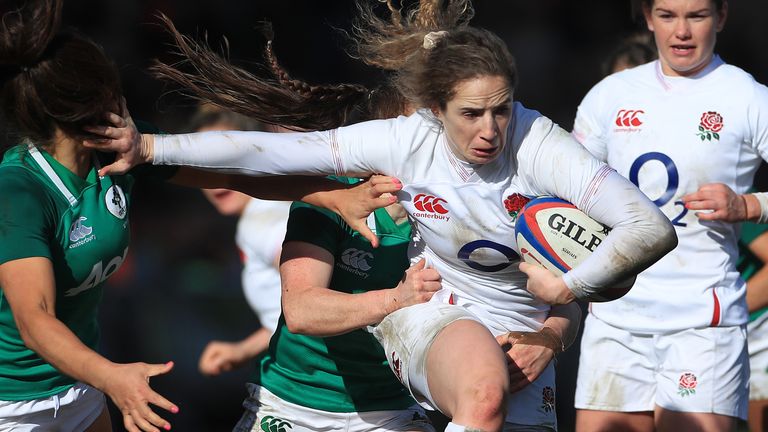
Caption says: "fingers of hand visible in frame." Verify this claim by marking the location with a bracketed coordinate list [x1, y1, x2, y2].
[127, 409, 160, 432]
[411, 258, 426, 271]
[372, 195, 397, 209]
[136, 403, 170, 432]
[518, 261, 534, 275]
[148, 361, 174, 377]
[370, 181, 401, 196]
[106, 112, 128, 128]
[370, 175, 402, 189]
[83, 125, 118, 139]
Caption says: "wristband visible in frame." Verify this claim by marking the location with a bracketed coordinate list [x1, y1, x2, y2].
[753, 192, 768, 224]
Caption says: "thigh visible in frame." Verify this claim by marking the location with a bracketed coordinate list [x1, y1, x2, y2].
[655, 407, 737, 432]
[83, 406, 112, 432]
[372, 302, 486, 410]
[748, 314, 768, 401]
[575, 410, 654, 432]
[655, 326, 749, 421]
[574, 314, 656, 412]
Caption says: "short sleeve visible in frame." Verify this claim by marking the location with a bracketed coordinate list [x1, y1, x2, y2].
[747, 82, 768, 161]
[572, 80, 610, 162]
[0, 168, 53, 264]
[283, 202, 345, 255]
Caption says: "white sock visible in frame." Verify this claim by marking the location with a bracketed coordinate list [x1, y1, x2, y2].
[444, 422, 467, 432]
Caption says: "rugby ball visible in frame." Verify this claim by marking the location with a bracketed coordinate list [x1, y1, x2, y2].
[514, 196, 632, 302]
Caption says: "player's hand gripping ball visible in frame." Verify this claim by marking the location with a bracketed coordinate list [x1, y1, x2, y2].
[514, 196, 633, 302]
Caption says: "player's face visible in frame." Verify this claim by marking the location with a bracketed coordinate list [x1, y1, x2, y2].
[436, 75, 512, 165]
[644, 0, 727, 77]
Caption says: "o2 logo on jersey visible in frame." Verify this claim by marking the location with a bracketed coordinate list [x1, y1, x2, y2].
[615, 109, 644, 128]
[412, 194, 450, 221]
[629, 151, 687, 227]
[457, 240, 520, 272]
[105, 185, 127, 220]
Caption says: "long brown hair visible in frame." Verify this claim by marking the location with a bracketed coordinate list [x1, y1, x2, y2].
[151, 15, 383, 131]
[151, 0, 514, 128]
[0, 0, 122, 145]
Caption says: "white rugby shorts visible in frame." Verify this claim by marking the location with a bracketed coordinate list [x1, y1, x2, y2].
[575, 313, 748, 420]
[233, 384, 434, 432]
[372, 302, 559, 429]
[0, 382, 105, 431]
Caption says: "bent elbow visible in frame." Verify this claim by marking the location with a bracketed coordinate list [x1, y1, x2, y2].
[657, 218, 678, 256]
[283, 315, 308, 334]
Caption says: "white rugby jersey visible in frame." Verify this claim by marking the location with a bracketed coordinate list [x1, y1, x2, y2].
[237, 198, 289, 332]
[155, 103, 669, 334]
[573, 56, 768, 333]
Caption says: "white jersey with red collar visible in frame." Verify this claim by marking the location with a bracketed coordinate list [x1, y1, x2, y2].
[573, 56, 768, 333]
[154, 103, 669, 334]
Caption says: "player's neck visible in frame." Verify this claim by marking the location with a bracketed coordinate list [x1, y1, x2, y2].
[42, 129, 91, 178]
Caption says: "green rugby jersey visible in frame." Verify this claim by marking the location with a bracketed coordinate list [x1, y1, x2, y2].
[0, 144, 133, 400]
[259, 188, 416, 412]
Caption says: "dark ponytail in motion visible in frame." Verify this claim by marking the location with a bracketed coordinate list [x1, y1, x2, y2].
[0, 0, 122, 145]
[151, 14, 398, 131]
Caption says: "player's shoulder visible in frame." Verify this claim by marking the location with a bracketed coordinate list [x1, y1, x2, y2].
[591, 61, 657, 95]
[713, 62, 767, 94]
[0, 147, 50, 197]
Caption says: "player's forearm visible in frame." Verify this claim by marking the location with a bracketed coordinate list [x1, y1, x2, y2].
[565, 171, 678, 299]
[153, 130, 340, 177]
[238, 328, 273, 359]
[543, 302, 582, 351]
[282, 286, 393, 337]
[17, 310, 115, 391]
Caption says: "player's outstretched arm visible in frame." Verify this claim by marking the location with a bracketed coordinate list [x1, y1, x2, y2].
[0, 258, 179, 432]
[198, 328, 272, 376]
[172, 171, 402, 247]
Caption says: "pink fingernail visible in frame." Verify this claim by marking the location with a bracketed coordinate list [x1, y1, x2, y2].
[171, 406, 179, 413]
[392, 178, 402, 185]
[164, 424, 171, 430]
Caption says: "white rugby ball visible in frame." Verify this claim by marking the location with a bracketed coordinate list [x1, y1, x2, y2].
[514, 196, 632, 302]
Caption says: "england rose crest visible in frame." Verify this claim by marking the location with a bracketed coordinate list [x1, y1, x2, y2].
[697, 111, 723, 141]
[504, 193, 531, 222]
[677, 372, 697, 397]
[541, 386, 555, 412]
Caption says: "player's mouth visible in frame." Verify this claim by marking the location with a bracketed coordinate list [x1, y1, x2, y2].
[670, 44, 695, 56]
[471, 146, 499, 158]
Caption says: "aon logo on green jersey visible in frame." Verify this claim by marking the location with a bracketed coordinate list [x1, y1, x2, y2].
[65, 247, 129, 297]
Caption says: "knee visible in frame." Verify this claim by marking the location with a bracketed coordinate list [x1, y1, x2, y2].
[462, 379, 508, 426]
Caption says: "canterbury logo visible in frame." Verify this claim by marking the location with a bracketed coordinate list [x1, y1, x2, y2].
[615, 109, 644, 127]
[413, 194, 448, 214]
[260, 416, 292, 432]
[69, 217, 93, 242]
[340, 248, 373, 271]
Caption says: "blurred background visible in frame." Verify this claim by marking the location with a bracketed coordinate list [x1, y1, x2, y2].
[6, 1, 768, 431]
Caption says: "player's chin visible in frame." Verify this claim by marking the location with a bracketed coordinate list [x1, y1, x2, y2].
[581, 275, 636, 303]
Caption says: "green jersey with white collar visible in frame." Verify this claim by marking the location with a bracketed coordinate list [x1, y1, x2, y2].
[0, 143, 133, 400]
